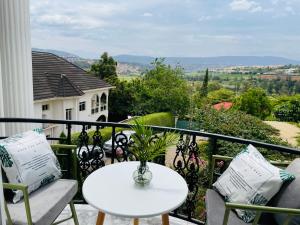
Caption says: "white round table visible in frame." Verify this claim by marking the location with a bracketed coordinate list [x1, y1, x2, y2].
[82, 161, 188, 225]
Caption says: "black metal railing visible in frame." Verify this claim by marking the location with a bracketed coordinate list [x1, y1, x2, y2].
[1, 118, 300, 224]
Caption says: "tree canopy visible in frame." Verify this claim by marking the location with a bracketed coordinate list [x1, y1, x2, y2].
[90, 52, 118, 85]
[200, 68, 209, 97]
[132, 59, 190, 116]
[235, 88, 272, 119]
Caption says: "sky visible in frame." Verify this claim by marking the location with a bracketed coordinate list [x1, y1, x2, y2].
[30, 0, 300, 60]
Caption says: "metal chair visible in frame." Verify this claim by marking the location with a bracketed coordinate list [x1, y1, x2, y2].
[206, 155, 300, 225]
[3, 144, 79, 225]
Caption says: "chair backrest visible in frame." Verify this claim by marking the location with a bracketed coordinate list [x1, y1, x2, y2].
[270, 158, 300, 224]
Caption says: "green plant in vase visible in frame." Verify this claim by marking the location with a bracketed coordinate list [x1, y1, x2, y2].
[130, 119, 177, 185]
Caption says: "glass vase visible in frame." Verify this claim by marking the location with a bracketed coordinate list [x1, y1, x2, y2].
[133, 161, 152, 185]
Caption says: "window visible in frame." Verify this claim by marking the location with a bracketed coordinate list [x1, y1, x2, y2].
[79, 101, 86, 111]
[91, 94, 100, 114]
[42, 104, 49, 111]
[66, 109, 72, 120]
[100, 93, 107, 111]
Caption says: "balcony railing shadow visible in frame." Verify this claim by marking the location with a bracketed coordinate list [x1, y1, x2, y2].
[1, 118, 300, 225]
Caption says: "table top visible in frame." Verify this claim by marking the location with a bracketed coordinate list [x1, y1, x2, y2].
[82, 161, 188, 218]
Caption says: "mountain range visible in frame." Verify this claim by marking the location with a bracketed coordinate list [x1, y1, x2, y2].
[32, 48, 300, 73]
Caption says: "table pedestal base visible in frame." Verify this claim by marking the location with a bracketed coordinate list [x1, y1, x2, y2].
[95, 212, 170, 225]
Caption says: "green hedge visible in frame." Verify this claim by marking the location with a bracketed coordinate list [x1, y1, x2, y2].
[71, 112, 174, 145]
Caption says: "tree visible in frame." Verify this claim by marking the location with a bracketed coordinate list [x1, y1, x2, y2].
[208, 81, 222, 92]
[132, 59, 190, 117]
[90, 52, 118, 85]
[200, 69, 209, 97]
[108, 80, 135, 121]
[207, 88, 235, 104]
[235, 88, 272, 119]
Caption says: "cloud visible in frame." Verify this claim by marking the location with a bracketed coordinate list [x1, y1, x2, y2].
[143, 12, 153, 17]
[230, 0, 262, 12]
[38, 14, 107, 29]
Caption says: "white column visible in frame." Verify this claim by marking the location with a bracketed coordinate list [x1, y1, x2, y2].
[0, 168, 6, 224]
[0, 60, 5, 136]
[0, 0, 34, 135]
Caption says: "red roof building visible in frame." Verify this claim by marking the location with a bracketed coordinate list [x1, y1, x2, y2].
[213, 102, 233, 111]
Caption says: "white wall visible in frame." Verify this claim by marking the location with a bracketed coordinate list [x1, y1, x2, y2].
[34, 88, 110, 139]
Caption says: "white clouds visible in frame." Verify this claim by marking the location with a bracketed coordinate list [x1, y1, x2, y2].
[38, 14, 107, 29]
[30, 1, 125, 30]
[29, 0, 300, 60]
[198, 16, 212, 22]
[230, 0, 262, 12]
[143, 12, 153, 17]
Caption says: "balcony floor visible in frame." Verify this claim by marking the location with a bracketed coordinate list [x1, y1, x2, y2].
[57, 204, 196, 225]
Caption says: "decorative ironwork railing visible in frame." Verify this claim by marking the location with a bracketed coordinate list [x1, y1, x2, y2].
[1, 118, 300, 225]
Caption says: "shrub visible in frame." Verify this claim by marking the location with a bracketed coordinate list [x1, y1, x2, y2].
[59, 132, 68, 144]
[71, 112, 174, 145]
[274, 99, 300, 122]
[207, 88, 235, 104]
[235, 88, 272, 119]
[194, 106, 290, 160]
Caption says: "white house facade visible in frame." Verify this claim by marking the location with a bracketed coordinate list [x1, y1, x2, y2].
[31, 51, 113, 138]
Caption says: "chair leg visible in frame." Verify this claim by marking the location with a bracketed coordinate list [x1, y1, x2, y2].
[162, 214, 170, 225]
[133, 218, 139, 225]
[69, 201, 79, 225]
[96, 212, 106, 225]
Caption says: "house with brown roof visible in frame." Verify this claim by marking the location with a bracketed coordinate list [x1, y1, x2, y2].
[32, 51, 113, 138]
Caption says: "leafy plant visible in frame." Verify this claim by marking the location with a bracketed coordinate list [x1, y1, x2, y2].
[129, 119, 177, 162]
[234, 87, 272, 119]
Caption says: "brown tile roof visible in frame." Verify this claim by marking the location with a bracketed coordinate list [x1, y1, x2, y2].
[32, 51, 112, 100]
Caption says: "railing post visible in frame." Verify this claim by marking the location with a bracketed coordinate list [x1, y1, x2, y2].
[67, 124, 72, 145]
[111, 126, 116, 164]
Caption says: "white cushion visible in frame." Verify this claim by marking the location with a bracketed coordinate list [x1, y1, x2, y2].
[213, 144, 295, 223]
[0, 129, 61, 203]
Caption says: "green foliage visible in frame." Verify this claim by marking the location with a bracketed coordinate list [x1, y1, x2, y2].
[208, 81, 222, 92]
[71, 112, 174, 145]
[200, 68, 209, 97]
[235, 88, 272, 119]
[131, 59, 190, 116]
[90, 52, 118, 85]
[194, 107, 290, 160]
[274, 99, 300, 122]
[129, 119, 177, 162]
[207, 88, 235, 104]
[108, 80, 135, 121]
[59, 132, 68, 144]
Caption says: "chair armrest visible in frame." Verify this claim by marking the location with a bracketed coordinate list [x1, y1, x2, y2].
[51, 144, 77, 150]
[3, 183, 33, 225]
[3, 182, 28, 192]
[225, 202, 300, 214]
[222, 202, 300, 225]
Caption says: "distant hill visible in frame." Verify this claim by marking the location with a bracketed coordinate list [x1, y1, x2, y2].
[31, 48, 300, 73]
[114, 55, 300, 71]
[32, 48, 82, 62]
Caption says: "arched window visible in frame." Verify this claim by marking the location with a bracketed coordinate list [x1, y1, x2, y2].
[91, 94, 99, 114]
[100, 93, 107, 111]
[97, 115, 106, 122]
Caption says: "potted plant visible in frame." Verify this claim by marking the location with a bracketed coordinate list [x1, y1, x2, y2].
[130, 120, 177, 184]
